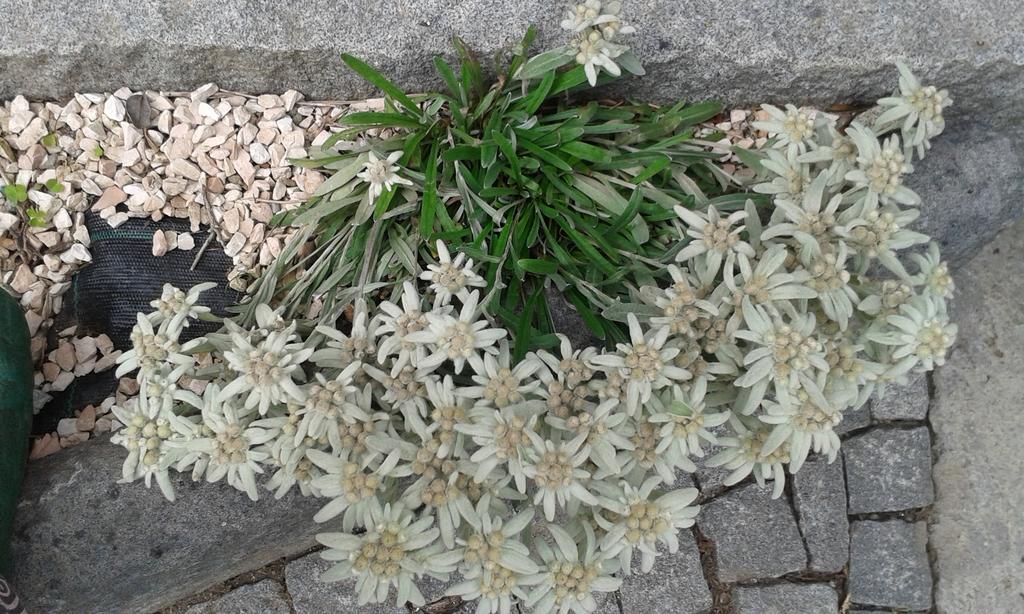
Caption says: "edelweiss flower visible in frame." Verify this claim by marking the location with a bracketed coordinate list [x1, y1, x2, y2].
[374, 281, 430, 367]
[759, 375, 843, 472]
[593, 477, 700, 573]
[307, 448, 385, 528]
[535, 333, 599, 389]
[261, 439, 324, 499]
[448, 503, 541, 614]
[357, 151, 413, 200]
[406, 291, 506, 374]
[115, 312, 194, 378]
[647, 265, 719, 336]
[801, 242, 857, 329]
[753, 104, 818, 154]
[364, 361, 432, 417]
[844, 122, 919, 208]
[546, 398, 633, 475]
[733, 301, 829, 414]
[840, 204, 928, 276]
[868, 293, 956, 376]
[419, 241, 487, 304]
[797, 123, 859, 186]
[560, 0, 634, 38]
[459, 341, 543, 408]
[571, 29, 626, 86]
[646, 381, 730, 473]
[311, 300, 379, 370]
[674, 204, 754, 278]
[760, 172, 844, 258]
[524, 523, 621, 614]
[316, 503, 460, 607]
[876, 61, 951, 157]
[110, 392, 196, 501]
[293, 364, 365, 452]
[458, 402, 542, 492]
[522, 432, 597, 521]
[706, 417, 791, 498]
[181, 385, 274, 501]
[221, 317, 312, 416]
[591, 314, 689, 416]
[911, 242, 954, 299]
[754, 147, 812, 202]
[719, 245, 816, 330]
[148, 282, 216, 331]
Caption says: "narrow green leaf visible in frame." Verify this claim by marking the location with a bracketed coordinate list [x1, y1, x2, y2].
[517, 47, 574, 80]
[340, 111, 423, 129]
[419, 141, 440, 238]
[560, 141, 611, 163]
[517, 258, 558, 275]
[341, 54, 421, 116]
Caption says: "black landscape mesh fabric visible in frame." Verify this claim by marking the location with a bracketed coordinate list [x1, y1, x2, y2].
[33, 213, 239, 434]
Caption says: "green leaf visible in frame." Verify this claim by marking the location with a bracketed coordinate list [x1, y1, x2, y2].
[3, 184, 27, 203]
[420, 142, 440, 238]
[673, 102, 724, 128]
[560, 141, 611, 163]
[341, 54, 421, 116]
[615, 50, 646, 76]
[517, 47, 574, 80]
[491, 129, 520, 180]
[434, 56, 466, 106]
[630, 154, 672, 184]
[554, 216, 615, 275]
[26, 207, 46, 228]
[44, 178, 65, 193]
[520, 69, 556, 116]
[340, 111, 424, 130]
[516, 258, 558, 275]
[732, 145, 766, 174]
[41, 132, 58, 148]
[312, 155, 365, 198]
[518, 137, 573, 172]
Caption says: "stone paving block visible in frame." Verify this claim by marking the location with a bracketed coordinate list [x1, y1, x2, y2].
[618, 530, 712, 614]
[286, 552, 466, 614]
[792, 456, 848, 573]
[843, 427, 934, 514]
[698, 483, 806, 582]
[871, 372, 930, 421]
[834, 400, 871, 436]
[731, 582, 838, 614]
[849, 520, 932, 611]
[931, 223, 1024, 613]
[9, 439, 324, 613]
[184, 580, 290, 614]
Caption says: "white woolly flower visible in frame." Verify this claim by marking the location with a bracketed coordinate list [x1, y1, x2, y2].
[760, 171, 844, 258]
[844, 122, 919, 208]
[754, 147, 812, 202]
[316, 503, 460, 607]
[801, 241, 857, 330]
[910, 242, 954, 299]
[260, 438, 325, 499]
[571, 29, 626, 86]
[524, 523, 621, 614]
[674, 204, 754, 278]
[561, 0, 634, 38]
[357, 150, 413, 200]
[110, 391, 197, 502]
[419, 240, 487, 305]
[646, 381, 730, 472]
[293, 364, 365, 452]
[719, 245, 817, 331]
[458, 401, 543, 492]
[535, 333, 599, 389]
[758, 381, 842, 473]
[448, 502, 541, 614]
[546, 397, 633, 475]
[220, 317, 312, 416]
[311, 300, 379, 370]
[868, 293, 956, 376]
[593, 477, 700, 574]
[115, 312, 194, 378]
[406, 290, 507, 374]
[706, 416, 791, 499]
[522, 432, 598, 521]
[797, 123, 859, 186]
[459, 341, 543, 408]
[647, 265, 719, 335]
[753, 104, 818, 154]
[307, 448, 386, 529]
[374, 281, 430, 368]
[148, 282, 216, 331]
[181, 385, 274, 501]
[591, 314, 689, 416]
[876, 61, 951, 158]
[733, 300, 830, 414]
[840, 203, 929, 277]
